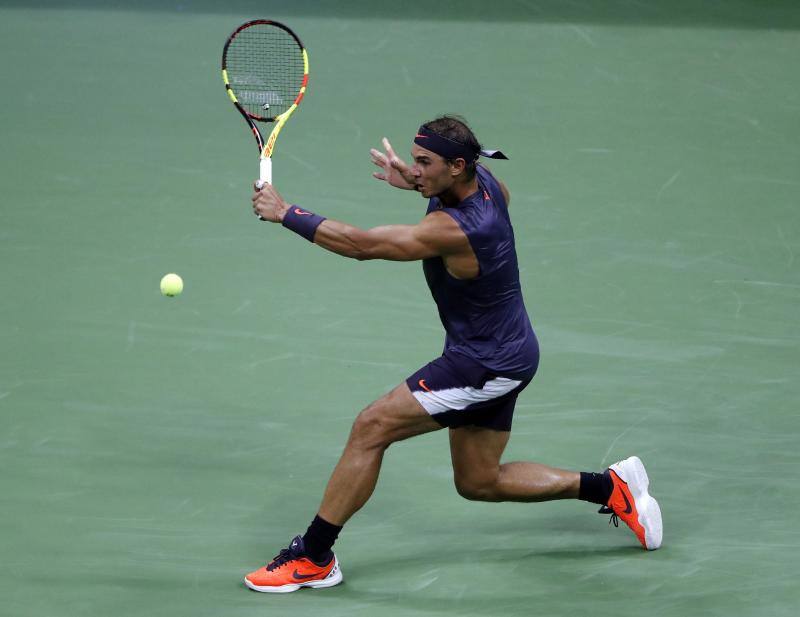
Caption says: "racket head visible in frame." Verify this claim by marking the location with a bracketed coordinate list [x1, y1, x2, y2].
[222, 20, 308, 125]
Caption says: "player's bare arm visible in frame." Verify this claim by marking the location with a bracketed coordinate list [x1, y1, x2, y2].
[251, 182, 470, 262]
[313, 211, 469, 261]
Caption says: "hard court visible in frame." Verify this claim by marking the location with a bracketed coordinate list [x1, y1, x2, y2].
[1, 1, 798, 615]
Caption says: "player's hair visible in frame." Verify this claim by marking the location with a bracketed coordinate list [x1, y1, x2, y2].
[421, 115, 482, 180]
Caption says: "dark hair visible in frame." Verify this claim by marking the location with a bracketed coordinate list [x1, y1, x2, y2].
[421, 115, 482, 180]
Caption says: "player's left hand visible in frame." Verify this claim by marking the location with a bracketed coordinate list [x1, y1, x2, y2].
[370, 138, 417, 190]
[252, 181, 290, 223]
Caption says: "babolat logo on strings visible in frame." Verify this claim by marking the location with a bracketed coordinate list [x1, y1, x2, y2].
[238, 90, 284, 109]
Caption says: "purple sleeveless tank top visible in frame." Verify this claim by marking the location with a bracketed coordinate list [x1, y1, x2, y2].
[422, 164, 539, 377]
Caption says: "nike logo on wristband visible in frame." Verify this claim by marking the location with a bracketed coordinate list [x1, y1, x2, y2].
[294, 208, 313, 216]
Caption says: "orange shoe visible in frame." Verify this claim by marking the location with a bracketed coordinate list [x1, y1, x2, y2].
[600, 456, 663, 550]
[244, 536, 343, 593]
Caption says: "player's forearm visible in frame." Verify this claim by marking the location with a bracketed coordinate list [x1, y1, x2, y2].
[312, 219, 374, 260]
[280, 207, 416, 261]
[278, 204, 371, 259]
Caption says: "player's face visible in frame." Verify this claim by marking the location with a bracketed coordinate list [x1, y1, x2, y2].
[410, 144, 458, 198]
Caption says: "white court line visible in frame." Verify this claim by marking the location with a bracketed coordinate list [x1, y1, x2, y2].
[600, 412, 653, 468]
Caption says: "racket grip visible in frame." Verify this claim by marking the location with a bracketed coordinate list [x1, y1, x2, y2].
[254, 157, 272, 220]
[256, 157, 272, 189]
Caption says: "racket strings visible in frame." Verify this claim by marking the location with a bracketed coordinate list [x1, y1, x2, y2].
[226, 25, 305, 119]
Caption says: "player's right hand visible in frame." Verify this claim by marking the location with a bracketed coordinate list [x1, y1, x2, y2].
[370, 138, 417, 190]
[252, 181, 289, 223]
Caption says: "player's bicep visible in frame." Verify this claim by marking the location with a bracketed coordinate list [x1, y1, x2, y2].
[358, 225, 433, 261]
[360, 213, 465, 261]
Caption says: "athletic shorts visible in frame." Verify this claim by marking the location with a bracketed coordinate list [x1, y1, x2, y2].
[406, 351, 534, 432]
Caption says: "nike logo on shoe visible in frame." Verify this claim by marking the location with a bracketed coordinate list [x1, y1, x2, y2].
[606, 457, 663, 550]
[292, 570, 320, 580]
[620, 489, 633, 514]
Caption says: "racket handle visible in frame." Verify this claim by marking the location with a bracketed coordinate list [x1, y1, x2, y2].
[256, 157, 272, 189]
[254, 157, 273, 220]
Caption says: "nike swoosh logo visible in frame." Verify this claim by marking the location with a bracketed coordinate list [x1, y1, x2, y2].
[415, 134, 428, 138]
[294, 208, 313, 216]
[292, 569, 320, 580]
[418, 378, 431, 392]
[620, 490, 633, 514]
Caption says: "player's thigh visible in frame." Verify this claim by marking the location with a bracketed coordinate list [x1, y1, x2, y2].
[355, 382, 443, 445]
[449, 426, 510, 486]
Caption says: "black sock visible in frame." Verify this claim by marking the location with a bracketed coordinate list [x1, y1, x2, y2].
[302, 515, 342, 563]
[578, 470, 613, 505]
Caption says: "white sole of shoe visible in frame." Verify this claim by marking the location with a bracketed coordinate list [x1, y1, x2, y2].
[244, 557, 343, 593]
[610, 456, 663, 550]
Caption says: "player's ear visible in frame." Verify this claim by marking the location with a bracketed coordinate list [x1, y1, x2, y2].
[450, 157, 467, 177]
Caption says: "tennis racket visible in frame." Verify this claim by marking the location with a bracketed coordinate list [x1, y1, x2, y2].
[221, 20, 308, 189]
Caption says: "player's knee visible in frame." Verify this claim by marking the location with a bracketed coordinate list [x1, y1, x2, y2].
[350, 406, 394, 451]
[454, 475, 498, 502]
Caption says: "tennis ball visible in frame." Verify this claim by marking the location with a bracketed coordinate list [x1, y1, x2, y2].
[160, 273, 183, 297]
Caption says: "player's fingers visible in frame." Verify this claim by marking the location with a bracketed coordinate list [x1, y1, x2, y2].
[254, 180, 264, 190]
[389, 158, 408, 171]
[382, 137, 396, 157]
[372, 172, 388, 181]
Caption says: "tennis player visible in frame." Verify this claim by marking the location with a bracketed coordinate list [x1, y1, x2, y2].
[244, 115, 662, 593]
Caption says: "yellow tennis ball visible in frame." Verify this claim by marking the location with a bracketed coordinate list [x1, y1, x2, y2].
[160, 273, 183, 297]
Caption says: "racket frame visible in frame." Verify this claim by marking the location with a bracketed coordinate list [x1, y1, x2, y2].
[221, 19, 309, 185]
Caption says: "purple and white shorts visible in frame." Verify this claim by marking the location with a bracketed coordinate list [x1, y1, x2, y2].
[406, 351, 534, 432]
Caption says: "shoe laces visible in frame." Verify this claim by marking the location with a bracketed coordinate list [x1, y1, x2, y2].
[266, 546, 301, 572]
[598, 505, 619, 528]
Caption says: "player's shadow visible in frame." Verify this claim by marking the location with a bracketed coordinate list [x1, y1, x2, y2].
[337, 540, 645, 609]
[235, 518, 646, 603]
[348, 544, 639, 580]
[350, 510, 643, 571]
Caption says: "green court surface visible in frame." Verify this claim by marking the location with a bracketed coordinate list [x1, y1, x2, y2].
[2, 1, 799, 615]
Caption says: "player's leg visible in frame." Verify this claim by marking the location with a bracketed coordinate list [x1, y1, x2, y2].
[449, 425, 662, 550]
[317, 382, 441, 526]
[430, 352, 661, 550]
[449, 426, 580, 502]
[244, 382, 440, 593]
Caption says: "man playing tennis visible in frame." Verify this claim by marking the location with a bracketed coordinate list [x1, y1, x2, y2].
[244, 115, 662, 593]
